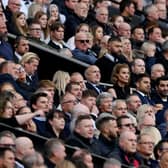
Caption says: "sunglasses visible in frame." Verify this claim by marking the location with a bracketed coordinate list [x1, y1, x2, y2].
[121, 123, 135, 127]
[76, 39, 89, 43]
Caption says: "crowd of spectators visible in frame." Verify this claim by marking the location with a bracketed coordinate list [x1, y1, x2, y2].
[1, 0, 168, 168]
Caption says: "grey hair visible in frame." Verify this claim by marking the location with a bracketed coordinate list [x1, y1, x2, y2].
[103, 158, 121, 168]
[96, 92, 113, 107]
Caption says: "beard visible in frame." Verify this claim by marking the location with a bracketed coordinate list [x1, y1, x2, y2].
[0, 32, 8, 41]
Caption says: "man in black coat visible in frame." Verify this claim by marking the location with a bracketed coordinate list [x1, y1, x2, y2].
[95, 37, 129, 83]
[66, 115, 100, 155]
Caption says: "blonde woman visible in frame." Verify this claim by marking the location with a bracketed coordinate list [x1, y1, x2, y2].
[52, 70, 70, 106]
[136, 104, 156, 122]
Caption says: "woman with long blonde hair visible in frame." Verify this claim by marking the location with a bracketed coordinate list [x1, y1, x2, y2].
[52, 70, 70, 106]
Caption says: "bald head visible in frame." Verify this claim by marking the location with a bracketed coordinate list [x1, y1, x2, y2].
[118, 22, 131, 38]
[15, 137, 35, 159]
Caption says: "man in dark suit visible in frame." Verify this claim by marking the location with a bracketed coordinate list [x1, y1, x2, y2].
[134, 73, 154, 105]
[48, 22, 72, 57]
[95, 37, 129, 83]
[84, 65, 106, 95]
[13, 36, 29, 63]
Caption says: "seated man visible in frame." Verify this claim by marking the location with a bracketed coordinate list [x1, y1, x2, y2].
[66, 115, 100, 155]
[137, 133, 159, 167]
[72, 32, 97, 64]
[96, 114, 118, 157]
[109, 131, 140, 167]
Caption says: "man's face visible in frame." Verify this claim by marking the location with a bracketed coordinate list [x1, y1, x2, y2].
[149, 28, 162, 43]
[53, 144, 67, 164]
[33, 96, 49, 112]
[86, 66, 101, 84]
[99, 97, 112, 113]
[75, 3, 88, 18]
[96, 7, 108, 24]
[70, 84, 82, 100]
[132, 59, 145, 74]
[65, 0, 78, 10]
[137, 135, 154, 156]
[70, 74, 86, 91]
[75, 119, 94, 139]
[118, 24, 131, 38]
[0, 21, 8, 41]
[61, 94, 78, 112]
[16, 39, 29, 55]
[127, 95, 142, 113]
[156, 80, 168, 97]
[132, 28, 145, 41]
[119, 118, 136, 133]
[81, 96, 96, 111]
[52, 27, 64, 41]
[23, 140, 35, 156]
[6, 62, 19, 79]
[24, 59, 39, 75]
[127, 3, 135, 16]
[152, 66, 165, 79]
[120, 133, 137, 153]
[107, 120, 118, 138]
[2, 150, 15, 168]
[75, 33, 89, 52]
[29, 24, 42, 40]
[113, 102, 127, 117]
[8, 0, 21, 13]
[136, 77, 151, 94]
[108, 41, 122, 55]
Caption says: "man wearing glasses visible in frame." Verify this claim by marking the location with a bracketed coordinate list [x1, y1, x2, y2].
[137, 133, 159, 167]
[72, 32, 97, 64]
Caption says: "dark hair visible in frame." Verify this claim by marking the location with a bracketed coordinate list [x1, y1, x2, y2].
[117, 115, 130, 127]
[155, 75, 168, 86]
[96, 116, 116, 130]
[120, 0, 135, 13]
[49, 22, 64, 32]
[75, 115, 92, 127]
[30, 92, 48, 110]
[14, 36, 28, 49]
[154, 139, 168, 160]
[65, 82, 80, 93]
[135, 73, 150, 83]
[108, 36, 121, 44]
[82, 89, 97, 98]
[47, 109, 65, 121]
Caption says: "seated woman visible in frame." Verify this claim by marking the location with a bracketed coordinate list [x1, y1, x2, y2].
[44, 109, 65, 139]
[16, 106, 37, 133]
[108, 63, 131, 99]
[0, 97, 43, 128]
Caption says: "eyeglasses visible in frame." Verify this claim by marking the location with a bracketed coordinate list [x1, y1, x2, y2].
[30, 28, 41, 31]
[121, 123, 135, 127]
[76, 39, 89, 43]
[139, 142, 155, 146]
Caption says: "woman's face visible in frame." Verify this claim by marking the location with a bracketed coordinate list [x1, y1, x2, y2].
[114, 16, 124, 28]
[79, 25, 89, 33]
[17, 14, 26, 27]
[50, 113, 65, 131]
[95, 27, 103, 40]
[2, 101, 14, 118]
[18, 107, 31, 115]
[122, 39, 132, 52]
[39, 14, 48, 28]
[51, 6, 59, 19]
[117, 67, 130, 84]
